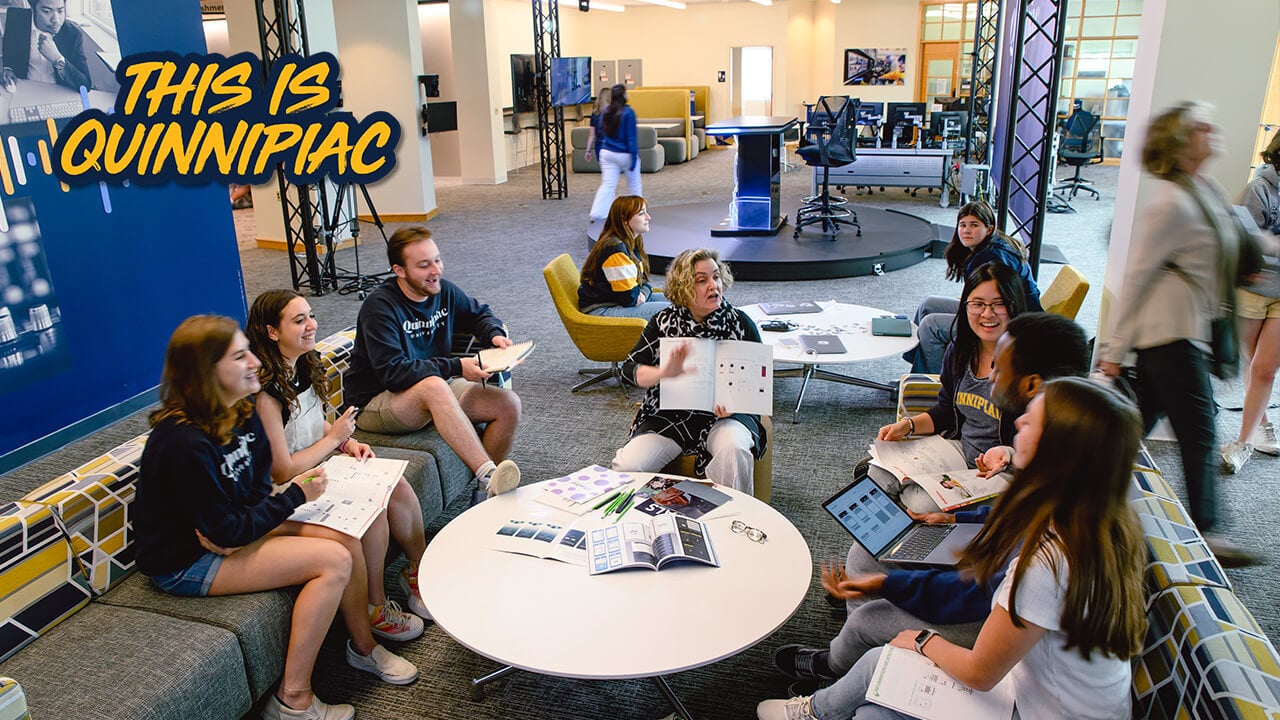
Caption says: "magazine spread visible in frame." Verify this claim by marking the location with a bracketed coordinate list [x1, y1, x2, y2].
[865, 645, 1014, 720]
[630, 479, 731, 520]
[658, 337, 773, 416]
[587, 514, 719, 575]
[287, 455, 404, 538]
[870, 436, 1007, 511]
[490, 518, 589, 566]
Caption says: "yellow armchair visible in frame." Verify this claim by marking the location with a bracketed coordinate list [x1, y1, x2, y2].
[543, 254, 648, 392]
[1042, 264, 1089, 320]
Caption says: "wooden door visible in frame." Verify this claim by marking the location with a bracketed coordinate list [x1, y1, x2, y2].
[919, 42, 960, 107]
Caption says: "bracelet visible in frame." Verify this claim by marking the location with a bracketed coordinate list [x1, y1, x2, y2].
[904, 416, 915, 437]
[338, 438, 350, 454]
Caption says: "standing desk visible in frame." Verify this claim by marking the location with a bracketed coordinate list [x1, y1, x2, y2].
[705, 116, 797, 236]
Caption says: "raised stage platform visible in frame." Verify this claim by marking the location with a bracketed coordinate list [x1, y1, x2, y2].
[590, 200, 939, 281]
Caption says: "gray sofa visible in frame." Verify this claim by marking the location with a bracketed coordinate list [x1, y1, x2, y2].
[0, 328, 481, 719]
[570, 125, 664, 174]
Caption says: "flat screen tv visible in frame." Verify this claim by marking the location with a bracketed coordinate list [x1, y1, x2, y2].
[550, 56, 592, 107]
[510, 54, 536, 114]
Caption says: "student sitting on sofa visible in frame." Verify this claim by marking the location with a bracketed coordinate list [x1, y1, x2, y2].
[248, 289, 433, 630]
[905, 201, 1042, 374]
[578, 195, 669, 320]
[133, 316, 418, 720]
[612, 247, 767, 495]
[760, 377, 1147, 720]
[874, 262, 1028, 514]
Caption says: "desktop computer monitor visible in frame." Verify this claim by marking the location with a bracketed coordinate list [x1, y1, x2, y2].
[883, 102, 925, 145]
[510, 54, 536, 114]
[929, 110, 968, 138]
[855, 101, 884, 125]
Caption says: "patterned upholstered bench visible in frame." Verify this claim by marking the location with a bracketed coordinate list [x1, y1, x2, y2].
[896, 373, 1280, 717]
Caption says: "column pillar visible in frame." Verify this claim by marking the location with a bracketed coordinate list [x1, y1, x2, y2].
[449, 0, 507, 184]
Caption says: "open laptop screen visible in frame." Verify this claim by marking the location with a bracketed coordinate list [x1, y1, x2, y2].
[822, 477, 913, 556]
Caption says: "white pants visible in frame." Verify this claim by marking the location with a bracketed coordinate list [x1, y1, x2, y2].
[589, 148, 642, 221]
[611, 419, 754, 495]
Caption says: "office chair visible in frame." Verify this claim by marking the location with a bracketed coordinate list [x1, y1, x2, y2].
[1054, 110, 1103, 202]
[794, 96, 861, 240]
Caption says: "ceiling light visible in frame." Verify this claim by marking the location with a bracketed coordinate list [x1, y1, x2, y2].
[829, 0, 841, 4]
[749, 0, 773, 5]
[591, 1, 625, 10]
[635, 0, 686, 9]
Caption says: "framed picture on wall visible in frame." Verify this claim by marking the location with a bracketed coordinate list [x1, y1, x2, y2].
[844, 48, 907, 86]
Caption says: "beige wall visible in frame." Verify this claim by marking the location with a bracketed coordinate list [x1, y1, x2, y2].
[421, 4, 462, 178]
[826, 0, 919, 106]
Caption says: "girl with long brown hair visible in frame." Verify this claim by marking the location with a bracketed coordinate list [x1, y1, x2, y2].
[578, 195, 669, 319]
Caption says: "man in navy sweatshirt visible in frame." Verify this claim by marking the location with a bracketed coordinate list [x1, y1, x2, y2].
[772, 312, 1089, 692]
[345, 226, 523, 500]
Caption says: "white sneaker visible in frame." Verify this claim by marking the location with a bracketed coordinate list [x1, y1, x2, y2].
[1254, 422, 1280, 456]
[262, 694, 355, 720]
[757, 696, 817, 720]
[485, 459, 521, 498]
[368, 600, 424, 642]
[1221, 441, 1254, 474]
[398, 566, 432, 621]
[345, 641, 418, 685]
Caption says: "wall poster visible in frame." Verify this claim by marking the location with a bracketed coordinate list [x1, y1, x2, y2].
[844, 48, 907, 86]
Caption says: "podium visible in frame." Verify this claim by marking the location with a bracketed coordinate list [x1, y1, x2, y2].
[705, 116, 798, 236]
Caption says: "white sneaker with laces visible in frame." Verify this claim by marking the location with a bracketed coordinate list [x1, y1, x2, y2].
[757, 696, 817, 720]
[1254, 422, 1280, 456]
[398, 566, 432, 621]
[1221, 441, 1254, 474]
[368, 600, 424, 642]
[345, 641, 418, 685]
[485, 459, 521, 498]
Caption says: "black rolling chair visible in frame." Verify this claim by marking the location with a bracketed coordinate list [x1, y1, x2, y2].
[794, 96, 861, 240]
[1054, 110, 1103, 202]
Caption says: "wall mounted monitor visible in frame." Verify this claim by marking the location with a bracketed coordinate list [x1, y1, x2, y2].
[550, 56, 592, 107]
[425, 102, 458, 133]
[510, 54, 536, 114]
[855, 101, 884, 124]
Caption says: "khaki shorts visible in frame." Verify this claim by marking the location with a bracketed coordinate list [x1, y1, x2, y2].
[356, 377, 473, 434]
[1237, 289, 1280, 320]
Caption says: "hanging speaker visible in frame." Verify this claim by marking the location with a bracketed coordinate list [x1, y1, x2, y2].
[579, 0, 589, 11]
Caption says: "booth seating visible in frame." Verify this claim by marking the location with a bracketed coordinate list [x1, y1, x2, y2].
[570, 125, 665, 174]
[894, 375, 1280, 718]
[0, 329, 493, 719]
[628, 88, 698, 163]
[640, 84, 710, 152]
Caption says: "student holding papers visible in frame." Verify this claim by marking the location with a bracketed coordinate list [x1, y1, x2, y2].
[759, 378, 1146, 720]
[135, 316, 417, 720]
[874, 263, 1028, 513]
[249, 290, 431, 637]
[613, 248, 768, 495]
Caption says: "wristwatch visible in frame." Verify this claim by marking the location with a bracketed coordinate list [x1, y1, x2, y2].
[914, 628, 940, 654]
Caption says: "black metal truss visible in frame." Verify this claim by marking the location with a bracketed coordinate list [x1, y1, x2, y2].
[965, 0, 1001, 166]
[255, 0, 334, 295]
[994, 0, 1068, 279]
[531, 0, 568, 199]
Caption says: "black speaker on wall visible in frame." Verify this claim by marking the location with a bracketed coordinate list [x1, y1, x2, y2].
[578, 0, 589, 11]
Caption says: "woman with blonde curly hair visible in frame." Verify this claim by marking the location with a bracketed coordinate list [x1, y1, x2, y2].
[612, 248, 767, 494]
[1099, 101, 1263, 565]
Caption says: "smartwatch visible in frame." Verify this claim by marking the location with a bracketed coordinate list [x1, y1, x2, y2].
[914, 628, 940, 654]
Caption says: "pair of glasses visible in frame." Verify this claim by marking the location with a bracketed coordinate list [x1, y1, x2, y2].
[964, 300, 1008, 315]
[731, 520, 767, 543]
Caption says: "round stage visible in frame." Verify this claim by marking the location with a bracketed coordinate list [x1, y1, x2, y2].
[590, 201, 940, 281]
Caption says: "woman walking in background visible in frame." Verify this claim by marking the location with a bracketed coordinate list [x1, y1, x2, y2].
[589, 84, 640, 223]
[578, 195, 668, 319]
[583, 86, 611, 166]
[1099, 102, 1263, 566]
[1222, 130, 1280, 472]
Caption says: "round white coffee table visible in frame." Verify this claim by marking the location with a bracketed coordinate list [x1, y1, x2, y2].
[742, 301, 919, 422]
[420, 479, 812, 718]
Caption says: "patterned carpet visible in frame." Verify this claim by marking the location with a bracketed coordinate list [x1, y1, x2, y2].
[3, 147, 1276, 719]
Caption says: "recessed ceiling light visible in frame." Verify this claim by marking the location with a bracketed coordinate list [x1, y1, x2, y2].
[634, 0, 687, 9]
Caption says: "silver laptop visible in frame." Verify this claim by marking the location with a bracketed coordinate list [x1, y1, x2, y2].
[822, 476, 982, 568]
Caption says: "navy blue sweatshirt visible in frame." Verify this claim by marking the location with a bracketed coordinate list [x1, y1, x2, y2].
[967, 237, 1043, 312]
[598, 106, 639, 171]
[881, 504, 995, 623]
[134, 413, 305, 576]
[344, 277, 506, 408]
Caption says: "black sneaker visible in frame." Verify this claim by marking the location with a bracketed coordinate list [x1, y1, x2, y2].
[787, 677, 833, 697]
[771, 644, 837, 681]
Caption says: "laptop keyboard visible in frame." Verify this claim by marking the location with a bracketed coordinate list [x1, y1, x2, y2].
[889, 524, 954, 561]
[11, 101, 84, 124]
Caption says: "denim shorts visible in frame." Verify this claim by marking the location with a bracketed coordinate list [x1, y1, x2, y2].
[149, 551, 224, 597]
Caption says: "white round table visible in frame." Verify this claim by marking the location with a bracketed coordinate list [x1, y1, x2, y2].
[741, 301, 919, 422]
[420, 479, 812, 717]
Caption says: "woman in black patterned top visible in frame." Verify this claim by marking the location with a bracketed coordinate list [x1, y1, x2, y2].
[613, 248, 767, 495]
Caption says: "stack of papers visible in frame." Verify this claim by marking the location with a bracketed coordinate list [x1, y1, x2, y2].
[534, 465, 636, 514]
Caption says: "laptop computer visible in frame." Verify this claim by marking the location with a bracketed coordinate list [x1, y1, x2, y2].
[759, 300, 822, 315]
[821, 476, 982, 568]
[799, 334, 846, 354]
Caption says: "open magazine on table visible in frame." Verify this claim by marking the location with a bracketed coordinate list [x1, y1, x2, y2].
[490, 518, 589, 566]
[870, 435, 1008, 512]
[658, 337, 773, 416]
[587, 513, 719, 575]
[865, 645, 1014, 720]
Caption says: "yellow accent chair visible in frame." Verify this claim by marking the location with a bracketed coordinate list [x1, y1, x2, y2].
[1041, 264, 1089, 320]
[543, 253, 648, 393]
